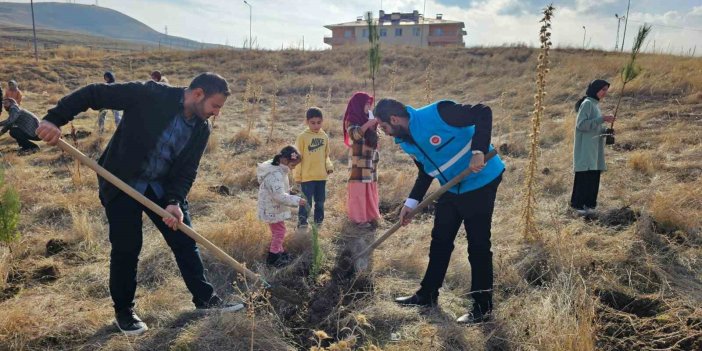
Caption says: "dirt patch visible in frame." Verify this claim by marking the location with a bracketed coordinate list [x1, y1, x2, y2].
[33, 264, 61, 283]
[62, 130, 92, 140]
[0, 285, 21, 302]
[498, 143, 527, 158]
[46, 238, 70, 257]
[612, 141, 652, 152]
[269, 221, 376, 348]
[597, 303, 702, 351]
[585, 206, 638, 228]
[597, 289, 665, 317]
[208, 185, 232, 196]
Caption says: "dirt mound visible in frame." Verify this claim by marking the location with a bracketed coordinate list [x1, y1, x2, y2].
[585, 206, 638, 228]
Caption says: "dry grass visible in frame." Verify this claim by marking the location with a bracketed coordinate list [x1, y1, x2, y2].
[628, 150, 656, 175]
[1, 44, 701, 350]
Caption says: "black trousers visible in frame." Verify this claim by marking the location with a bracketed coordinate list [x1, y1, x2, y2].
[9, 127, 40, 149]
[104, 187, 216, 312]
[418, 174, 502, 311]
[570, 170, 601, 210]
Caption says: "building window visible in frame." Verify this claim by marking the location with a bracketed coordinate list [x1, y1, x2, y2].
[380, 28, 387, 37]
[395, 28, 403, 36]
[344, 30, 352, 38]
[362, 28, 368, 38]
[413, 27, 421, 36]
[434, 28, 443, 36]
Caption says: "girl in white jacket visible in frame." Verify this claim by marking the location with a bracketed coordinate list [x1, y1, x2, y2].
[257, 146, 307, 267]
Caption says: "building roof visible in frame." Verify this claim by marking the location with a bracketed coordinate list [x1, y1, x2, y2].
[325, 10, 463, 29]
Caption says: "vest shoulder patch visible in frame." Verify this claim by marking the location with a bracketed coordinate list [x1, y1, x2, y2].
[429, 135, 442, 146]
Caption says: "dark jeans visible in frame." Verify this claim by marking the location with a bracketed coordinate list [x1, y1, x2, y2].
[9, 127, 40, 149]
[298, 180, 326, 226]
[104, 187, 216, 312]
[418, 174, 502, 312]
[570, 170, 601, 210]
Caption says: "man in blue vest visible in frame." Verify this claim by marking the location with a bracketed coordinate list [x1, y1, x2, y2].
[374, 98, 505, 324]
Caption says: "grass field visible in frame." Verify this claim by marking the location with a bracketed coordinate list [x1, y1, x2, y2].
[0, 44, 700, 350]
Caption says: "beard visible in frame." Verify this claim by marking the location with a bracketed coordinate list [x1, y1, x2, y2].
[388, 124, 410, 139]
[193, 100, 210, 120]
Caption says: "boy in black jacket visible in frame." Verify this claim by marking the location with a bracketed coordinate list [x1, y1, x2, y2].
[37, 73, 242, 335]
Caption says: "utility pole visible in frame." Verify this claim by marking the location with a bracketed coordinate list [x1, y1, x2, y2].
[30, 0, 38, 62]
[615, 14, 625, 51]
[620, 0, 631, 52]
[243, 1, 252, 50]
[582, 26, 586, 49]
[420, 0, 427, 48]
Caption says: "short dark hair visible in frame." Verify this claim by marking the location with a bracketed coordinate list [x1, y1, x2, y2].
[373, 98, 409, 123]
[306, 107, 323, 119]
[189, 72, 231, 98]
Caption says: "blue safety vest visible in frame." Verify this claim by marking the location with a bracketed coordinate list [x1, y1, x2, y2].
[396, 101, 505, 194]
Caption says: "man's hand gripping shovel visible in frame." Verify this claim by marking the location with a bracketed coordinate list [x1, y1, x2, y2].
[55, 138, 304, 305]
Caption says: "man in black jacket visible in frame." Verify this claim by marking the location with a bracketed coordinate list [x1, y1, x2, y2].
[36, 72, 242, 335]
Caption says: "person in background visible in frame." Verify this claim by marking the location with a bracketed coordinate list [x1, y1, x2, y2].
[343, 92, 381, 229]
[570, 79, 615, 215]
[0, 98, 41, 155]
[97, 71, 122, 132]
[4, 80, 23, 105]
[257, 145, 306, 267]
[294, 107, 333, 229]
[151, 70, 169, 84]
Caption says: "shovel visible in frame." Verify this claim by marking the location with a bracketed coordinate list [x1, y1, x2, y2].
[354, 149, 498, 262]
[55, 139, 303, 305]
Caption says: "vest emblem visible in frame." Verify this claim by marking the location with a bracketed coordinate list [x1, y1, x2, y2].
[429, 135, 442, 146]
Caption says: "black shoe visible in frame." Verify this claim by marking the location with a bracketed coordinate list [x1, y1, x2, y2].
[196, 297, 245, 313]
[394, 293, 438, 307]
[114, 309, 148, 335]
[267, 251, 293, 267]
[456, 307, 491, 324]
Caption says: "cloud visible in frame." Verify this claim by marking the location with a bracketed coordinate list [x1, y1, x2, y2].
[10, 0, 702, 55]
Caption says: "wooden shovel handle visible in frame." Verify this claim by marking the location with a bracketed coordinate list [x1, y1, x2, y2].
[56, 139, 266, 288]
[355, 149, 498, 259]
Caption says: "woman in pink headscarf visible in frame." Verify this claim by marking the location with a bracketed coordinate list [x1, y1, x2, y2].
[343, 92, 381, 227]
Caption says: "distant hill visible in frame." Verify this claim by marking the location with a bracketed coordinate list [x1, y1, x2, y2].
[0, 2, 223, 50]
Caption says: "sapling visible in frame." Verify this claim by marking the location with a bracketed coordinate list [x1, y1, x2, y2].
[0, 167, 21, 252]
[366, 11, 380, 98]
[606, 24, 651, 145]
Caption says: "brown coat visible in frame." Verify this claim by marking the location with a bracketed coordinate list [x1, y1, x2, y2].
[346, 123, 379, 183]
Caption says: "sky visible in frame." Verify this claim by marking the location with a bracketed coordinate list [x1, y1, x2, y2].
[6, 0, 702, 55]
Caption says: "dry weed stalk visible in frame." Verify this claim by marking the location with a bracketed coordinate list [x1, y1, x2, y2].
[243, 79, 253, 133]
[268, 85, 279, 143]
[424, 61, 433, 104]
[304, 84, 315, 112]
[326, 86, 332, 106]
[521, 4, 554, 241]
[68, 122, 82, 186]
[389, 62, 398, 94]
